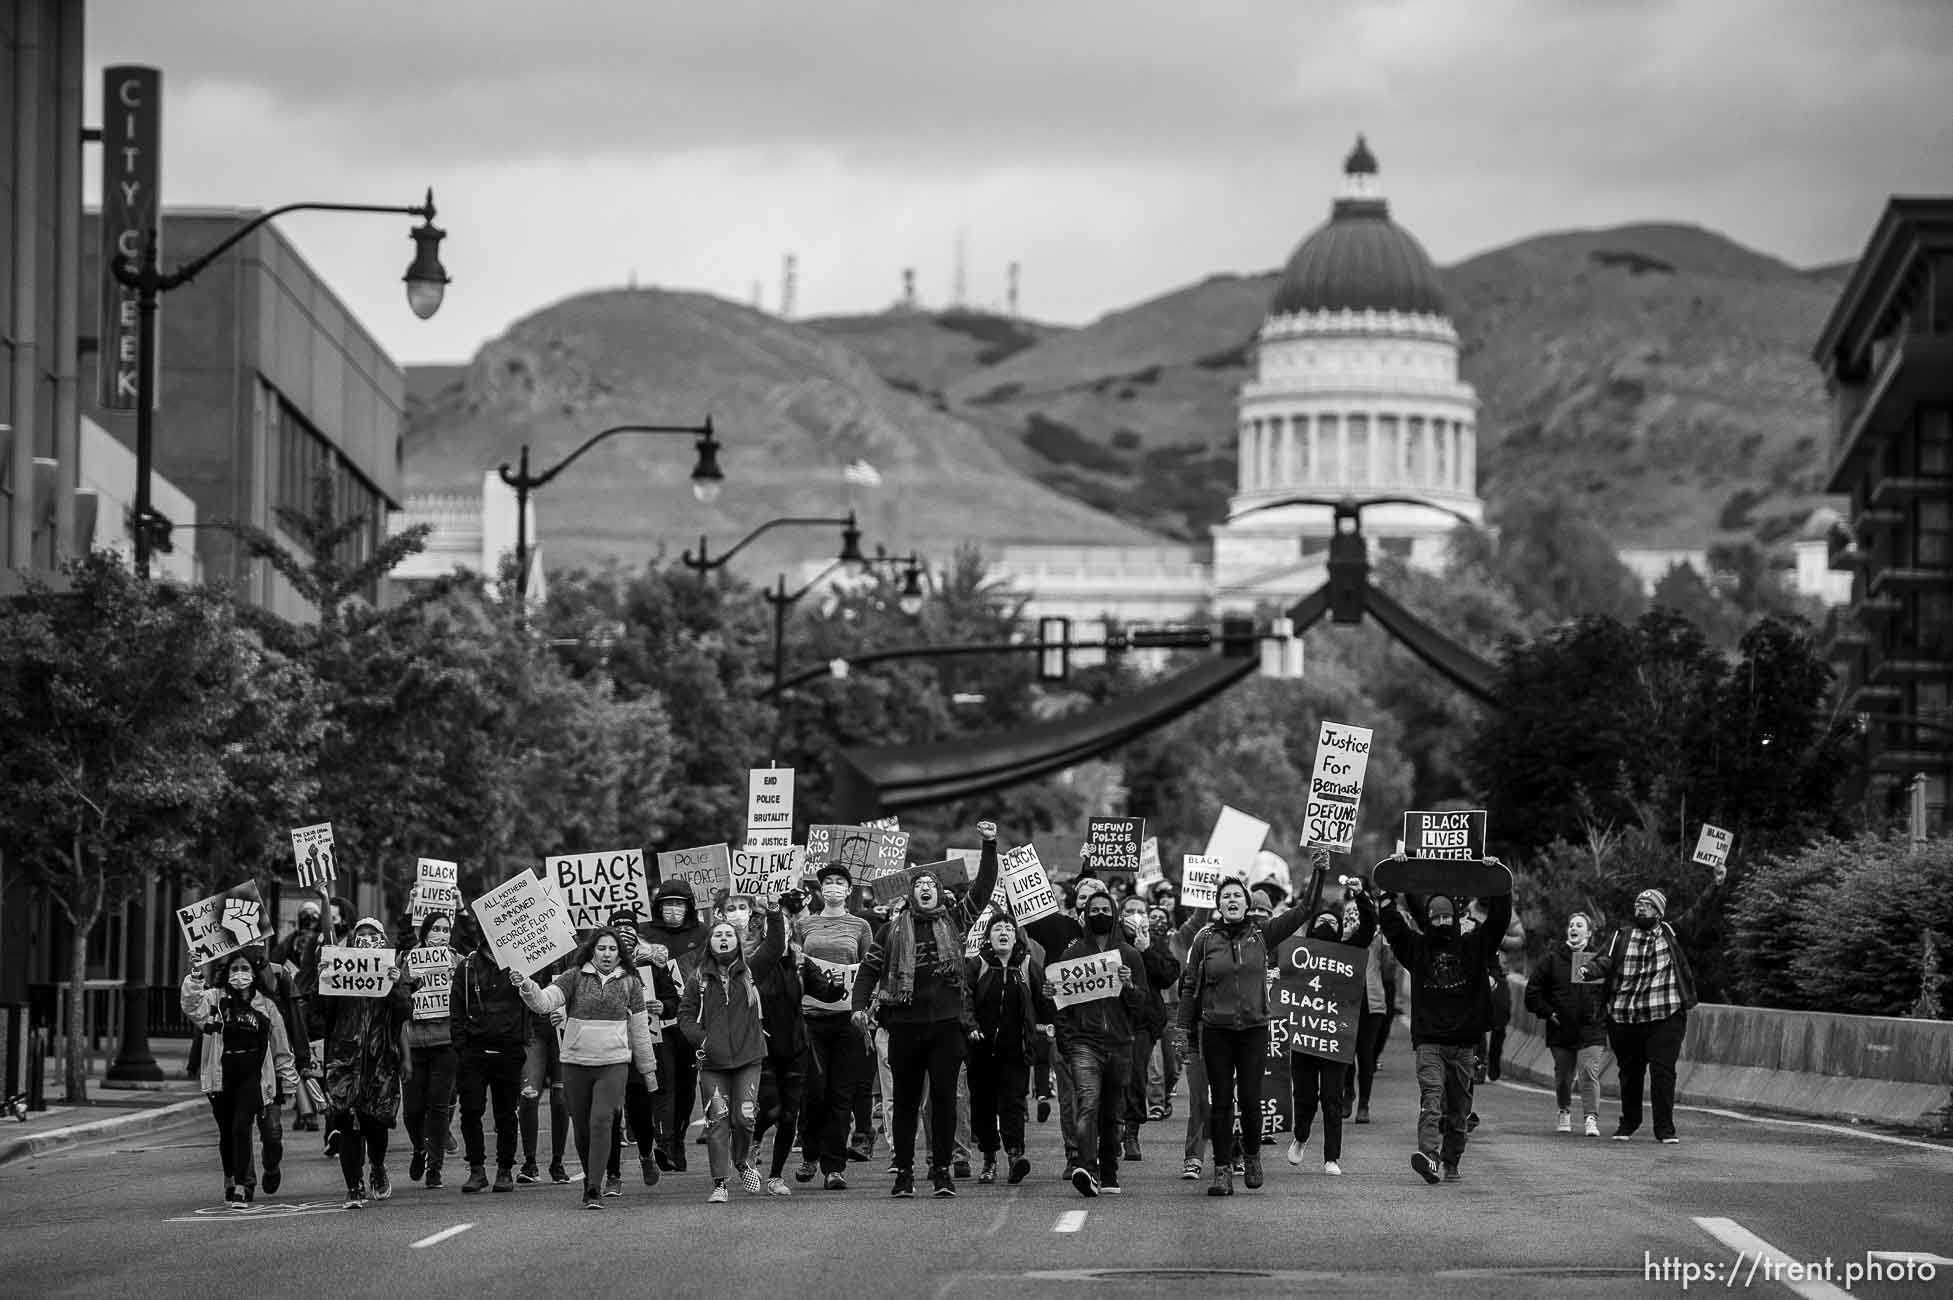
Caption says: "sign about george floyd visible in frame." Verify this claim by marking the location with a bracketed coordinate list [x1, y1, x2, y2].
[1087, 817, 1144, 879]
[291, 822, 337, 886]
[175, 882, 263, 968]
[1000, 845, 1061, 924]
[1302, 723, 1373, 853]
[407, 946, 453, 1021]
[472, 869, 578, 977]
[730, 845, 803, 899]
[548, 849, 648, 932]
[317, 945, 393, 999]
[656, 843, 732, 900]
[746, 767, 796, 850]
[1180, 854, 1225, 909]
[804, 825, 910, 880]
[1047, 951, 1123, 1009]
[1402, 810, 1488, 861]
[1270, 935, 1365, 1063]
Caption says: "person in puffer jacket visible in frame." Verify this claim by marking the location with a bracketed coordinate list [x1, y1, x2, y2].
[965, 911, 1052, 1187]
[1524, 910, 1609, 1137]
[451, 911, 532, 1195]
[680, 903, 783, 1204]
[644, 876, 710, 1170]
[514, 927, 659, 1210]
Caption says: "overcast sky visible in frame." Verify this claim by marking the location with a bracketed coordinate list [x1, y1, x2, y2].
[85, 0, 1953, 366]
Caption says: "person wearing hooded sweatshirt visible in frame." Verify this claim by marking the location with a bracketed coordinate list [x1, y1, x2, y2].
[1284, 888, 1377, 1177]
[304, 911, 414, 1209]
[852, 819, 1001, 1199]
[1585, 888, 1699, 1144]
[1031, 876, 1093, 1180]
[793, 861, 875, 1189]
[401, 911, 460, 1189]
[1524, 910, 1609, 1137]
[182, 950, 300, 1205]
[1376, 870, 1513, 1186]
[966, 911, 1052, 1186]
[1116, 894, 1180, 1166]
[644, 877, 711, 1171]
[740, 890, 846, 1196]
[451, 911, 533, 1194]
[679, 900, 785, 1203]
[515, 926, 660, 1209]
[1050, 889, 1150, 1198]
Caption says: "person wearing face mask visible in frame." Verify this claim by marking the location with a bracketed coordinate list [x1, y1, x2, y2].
[742, 889, 844, 1196]
[793, 863, 875, 1189]
[678, 904, 782, 1204]
[598, 909, 671, 1196]
[401, 912, 461, 1189]
[1034, 876, 1097, 1181]
[1284, 888, 1377, 1177]
[182, 951, 300, 1205]
[1049, 891, 1150, 1197]
[513, 927, 660, 1209]
[452, 911, 532, 1195]
[1585, 889, 1698, 1144]
[1524, 911, 1609, 1137]
[1115, 895, 1180, 1166]
[1176, 875, 1312, 1196]
[1346, 891, 1398, 1125]
[1376, 870, 1513, 1186]
[643, 878, 710, 1171]
[1144, 905, 1182, 1125]
[852, 820, 1001, 1198]
[303, 910, 415, 1208]
[966, 912, 1053, 1185]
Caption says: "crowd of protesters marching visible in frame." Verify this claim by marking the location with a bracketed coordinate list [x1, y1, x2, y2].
[183, 817, 1700, 1209]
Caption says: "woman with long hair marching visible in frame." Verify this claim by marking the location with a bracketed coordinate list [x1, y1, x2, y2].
[401, 912, 460, 1188]
[182, 950, 299, 1206]
[678, 895, 785, 1202]
[1284, 886, 1377, 1176]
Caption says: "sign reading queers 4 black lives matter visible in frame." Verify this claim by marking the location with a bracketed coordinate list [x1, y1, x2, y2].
[547, 848, 648, 932]
[1270, 934, 1366, 1064]
[1302, 723, 1373, 854]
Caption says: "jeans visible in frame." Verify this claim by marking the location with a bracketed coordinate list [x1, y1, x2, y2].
[1552, 1043, 1606, 1117]
[1053, 1037, 1080, 1164]
[1289, 1054, 1347, 1161]
[802, 1014, 868, 1174]
[699, 1062, 763, 1183]
[456, 1048, 523, 1171]
[1200, 1024, 1267, 1166]
[1122, 1026, 1156, 1129]
[331, 1109, 391, 1190]
[967, 1046, 1030, 1157]
[607, 1066, 660, 1178]
[563, 1062, 628, 1196]
[1068, 1040, 1132, 1179]
[756, 1050, 807, 1179]
[255, 1100, 284, 1180]
[1147, 1019, 1182, 1111]
[402, 1045, 457, 1173]
[1180, 1028, 1211, 1161]
[1352, 1007, 1390, 1108]
[1608, 1011, 1687, 1138]
[210, 1084, 263, 1188]
[886, 1020, 965, 1173]
[1414, 1042, 1476, 1165]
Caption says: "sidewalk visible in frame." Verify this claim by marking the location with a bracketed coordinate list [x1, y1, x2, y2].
[0, 1039, 206, 1167]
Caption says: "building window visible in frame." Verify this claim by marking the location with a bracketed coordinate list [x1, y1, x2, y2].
[269, 386, 388, 590]
[1918, 497, 1951, 567]
[1919, 408, 1951, 476]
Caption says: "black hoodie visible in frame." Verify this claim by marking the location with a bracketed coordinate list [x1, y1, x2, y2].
[645, 878, 710, 981]
[1378, 892, 1511, 1046]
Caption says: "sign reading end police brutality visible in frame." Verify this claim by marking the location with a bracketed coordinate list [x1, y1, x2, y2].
[746, 767, 795, 851]
[1303, 723, 1373, 854]
[472, 870, 578, 977]
[1047, 952, 1123, 1009]
[548, 848, 648, 932]
[1000, 845, 1060, 924]
[317, 946, 392, 999]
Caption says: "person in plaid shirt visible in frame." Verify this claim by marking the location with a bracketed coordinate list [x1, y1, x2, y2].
[1588, 889, 1698, 1144]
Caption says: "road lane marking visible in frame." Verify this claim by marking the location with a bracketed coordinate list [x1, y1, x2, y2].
[1868, 1252, 1953, 1266]
[985, 1200, 1012, 1236]
[1694, 1217, 1851, 1299]
[410, 1223, 474, 1249]
[1490, 1081, 1953, 1156]
[1054, 1210, 1087, 1233]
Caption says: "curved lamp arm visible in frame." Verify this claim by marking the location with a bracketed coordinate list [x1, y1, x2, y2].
[498, 420, 715, 492]
[1229, 493, 1482, 531]
[762, 556, 852, 608]
[111, 195, 438, 292]
[684, 511, 859, 573]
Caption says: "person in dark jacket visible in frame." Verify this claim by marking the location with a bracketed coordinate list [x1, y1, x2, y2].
[1377, 871, 1513, 1186]
[1524, 910, 1609, 1137]
[1585, 888, 1699, 1144]
[1283, 890, 1377, 1177]
[518, 993, 572, 1184]
[308, 913, 414, 1209]
[743, 891, 846, 1196]
[244, 936, 311, 1190]
[1030, 877, 1092, 1178]
[1050, 890, 1149, 1197]
[680, 906, 781, 1203]
[601, 907, 669, 1196]
[1116, 894, 1180, 1165]
[794, 862, 876, 1188]
[451, 913, 532, 1194]
[852, 820, 1000, 1199]
[645, 877, 711, 1171]
[400, 912, 459, 1189]
[965, 912, 1052, 1186]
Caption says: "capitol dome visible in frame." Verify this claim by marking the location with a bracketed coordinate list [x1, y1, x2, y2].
[1269, 136, 1447, 318]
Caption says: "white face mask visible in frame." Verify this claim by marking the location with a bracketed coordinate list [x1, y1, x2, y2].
[821, 883, 849, 907]
[723, 907, 752, 932]
[228, 970, 254, 991]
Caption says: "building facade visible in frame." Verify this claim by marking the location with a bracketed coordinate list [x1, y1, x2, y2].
[1814, 197, 1953, 834]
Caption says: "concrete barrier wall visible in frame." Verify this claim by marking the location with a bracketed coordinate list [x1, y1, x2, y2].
[1500, 974, 1953, 1133]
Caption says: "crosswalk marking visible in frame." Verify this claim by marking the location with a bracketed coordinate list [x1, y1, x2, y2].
[1054, 1210, 1088, 1233]
[1694, 1217, 1851, 1299]
[411, 1223, 475, 1249]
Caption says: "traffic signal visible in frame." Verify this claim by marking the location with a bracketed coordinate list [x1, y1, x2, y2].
[128, 506, 174, 555]
[1038, 616, 1069, 682]
[1327, 511, 1366, 625]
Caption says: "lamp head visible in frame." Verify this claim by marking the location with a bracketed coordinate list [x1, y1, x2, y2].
[898, 563, 924, 617]
[690, 422, 725, 504]
[838, 513, 865, 567]
[403, 189, 449, 321]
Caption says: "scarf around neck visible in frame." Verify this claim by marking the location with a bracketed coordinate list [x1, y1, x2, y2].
[884, 903, 964, 1006]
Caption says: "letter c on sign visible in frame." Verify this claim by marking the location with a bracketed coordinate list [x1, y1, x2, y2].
[119, 78, 143, 108]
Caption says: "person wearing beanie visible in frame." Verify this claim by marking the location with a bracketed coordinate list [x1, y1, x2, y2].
[1285, 887, 1377, 1177]
[452, 910, 533, 1194]
[1376, 870, 1512, 1187]
[793, 862, 875, 1188]
[600, 907, 671, 1195]
[182, 949, 299, 1206]
[302, 908, 414, 1208]
[644, 877, 710, 1171]
[852, 820, 1000, 1198]
[1585, 888, 1698, 1143]
[400, 912, 461, 1188]
[1524, 910, 1610, 1137]
[1050, 890, 1149, 1197]
[966, 912, 1052, 1186]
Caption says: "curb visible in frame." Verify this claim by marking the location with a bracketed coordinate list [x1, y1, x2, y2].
[0, 1098, 206, 1167]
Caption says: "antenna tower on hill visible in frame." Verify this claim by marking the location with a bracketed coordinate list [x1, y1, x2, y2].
[902, 268, 916, 310]
[781, 254, 797, 319]
[952, 230, 967, 309]
[1007, 262, 1020, 319]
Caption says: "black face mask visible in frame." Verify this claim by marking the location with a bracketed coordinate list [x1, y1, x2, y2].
[1086, 912, 1116, 936]
[1633, 914, 1659, 931]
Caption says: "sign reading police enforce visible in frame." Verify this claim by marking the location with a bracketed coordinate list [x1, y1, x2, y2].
[1401, 810, 1488, 861]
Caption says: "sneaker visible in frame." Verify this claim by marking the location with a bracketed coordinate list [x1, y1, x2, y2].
[1100, 1171, 1122, 1195]
[641, 1156, 660, 1187]
[977, 1160, 996, 1185]
[672, 1145, 689, 1172]
[603, 1173, 623, 1198]
[1008, 1154, 1031, 1185]
[795, 1158, 818, 1184]
[887, 1158, 902, 1175]
[891, 1170, 915, 1198]
[582, 1189, 603, 1210]
[1466, 1112, 1480, 1133]
[1286, 1137, 1306, 1167]
[1242, 1155, 1264, 1189]
[1070, 1165, 1099, 1198]
[1557, 1110, 1572, 1134]
[324, 1129, 341, 1159]
[738, 1165, 764, 1196]
[1443, 1162, 1462, 1183]
[932, 1167, 958, 1198]
[1180, 1158, 1202, 1181]
[1658, 1136, 1681, 1145]
[227, 1187, 248, 1210]
[425, 1168, 444, 1190]
[409, 1149, 427, 1182]
[708, 1180, 730, 1204]
[1354, 1104, 1370, 1125]
[262, 1167, 281, 1196]
[1324, 1160, 1343, 1176]
[462, 1165, 489, 1193]
[1207, 1165, 1233, 1197]
[1611, 1128, 1634, 1142]
[848, 1135, 872, 1163]
[824, 1172, 849, 1191]
[1147, 1103, 1167, 1121]
[1037, 1097, 1052, 1123]
[516, 1163, 541, 1185]
[369, 1165, 392, 1200]
[952, 1159, 972, 1180]
[1412, 1151, 1441, 1185]
[1122, 1134, 1142, 1162]
[494, 1168, 516, 1193]
[653, 1145, 675, 1172]
[343, 1184, 367, 1209]
[1230, 1157, 1246, 1177]
[549, 1163, 571, 1184]
[1585, 1116, 1602, 1138]
[766, 1176, 793, 1197]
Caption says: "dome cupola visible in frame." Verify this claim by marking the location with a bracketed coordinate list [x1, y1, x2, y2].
[1269, 136, 1447, 317]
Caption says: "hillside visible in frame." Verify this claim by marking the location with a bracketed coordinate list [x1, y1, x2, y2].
[402, 290, 1160, 579]
[815, 224, 1851, 549]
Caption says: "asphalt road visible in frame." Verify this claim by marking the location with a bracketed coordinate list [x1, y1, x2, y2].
[3, 1041, 1950, 1300]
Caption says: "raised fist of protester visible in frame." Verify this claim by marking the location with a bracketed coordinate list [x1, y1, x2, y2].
[977, 820, 998, 841]
[781, 889, 806, 917]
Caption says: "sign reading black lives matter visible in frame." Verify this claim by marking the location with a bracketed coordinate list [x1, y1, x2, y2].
[547, 848, 648, 932]
[1086, 817, 1144, 880]
[1402, 810, 1488, 861]
[1270, 935, 1366, 1064]
[175, 882, 263, 968]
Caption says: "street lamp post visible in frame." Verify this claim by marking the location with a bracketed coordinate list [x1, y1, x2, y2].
[679, 510, 863, 575]
[761, 548, 926, 691]
[100, 193, 447, 1088]
[496, 420, 723, 626]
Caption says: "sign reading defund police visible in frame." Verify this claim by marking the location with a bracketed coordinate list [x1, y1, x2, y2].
[1270, 935, 1367, 1064]
[1301, 722, 1373, 854]
[547, 848, 648, 932]
[1401, 810, 1488, 861]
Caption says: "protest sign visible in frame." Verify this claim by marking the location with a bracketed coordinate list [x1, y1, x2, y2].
[805, 824, 910, 879]
[1262, 1033, 1293, 1137]
[407, 946, 453, 1020]
[1087, 817, 1144, 880]
[1180, 854, 1225, 909]
[746, 767, 796, 850]
[807, 956, 859, 1012]
[1693, 824, 1733, 883]
[1136, 836, 1163, 892]
[317, 945, 392, 998]
[1270, 935, 1365, 1064]
[1203, 805, 1271, 879]
[291, 822, 336, 887]
[1047, 951, 1123, 1009]
[175, 882, 263, 969]
[416, 858, 459, 889]
[471, 869, 578, 976]
[1000, 845, 1060, 924]
[410, 883, 460, 928]
[730, 845, 802, 899]
[547, 848, 648, 932]
[964, 904, 996, 958]
[1402, 810, 1488, 861]
[869, 859, 967, 906]
[1571, 948, 1602, 984]
[864, 816, 902, 833]
[1301, 722, 1373, 853]
[656, 843, 733, 900]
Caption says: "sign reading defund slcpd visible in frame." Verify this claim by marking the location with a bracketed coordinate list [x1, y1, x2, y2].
[472, 869, 578, 977]
[547, 849, 648, 932]
[1302, 722, 1373, 854]
[1269, 935, 1367, 1064]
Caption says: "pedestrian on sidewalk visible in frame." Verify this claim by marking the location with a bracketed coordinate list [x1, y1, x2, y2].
[182, 951, 299, 1206]
[400, 912, 459, 1188]
[678, 905, 781, 1204]
[1587, 889, 1698, 1145]
[793, 862, 874, 1190]
[452, 914, 531, 1195]
[1286, 887, 1376, 1177]
[967, 911, 1050, 1186]
[1050, 890, 1149, 1198]
[1524, 910, 1609, 1137]
[514, 927, 660, 1210]
[308, 914, 414, 1209]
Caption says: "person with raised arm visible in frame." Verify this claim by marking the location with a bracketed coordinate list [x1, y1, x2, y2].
[182, 950, 299, 1206]
[1284, 886, 1377, 1176]
[677, 896, 785, 1203]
